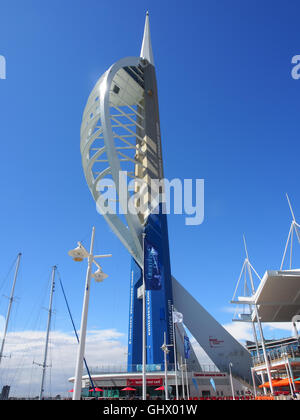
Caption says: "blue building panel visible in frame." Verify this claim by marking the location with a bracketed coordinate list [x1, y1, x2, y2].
[127, 207, 174, 370]
[127, 258, 143, 371]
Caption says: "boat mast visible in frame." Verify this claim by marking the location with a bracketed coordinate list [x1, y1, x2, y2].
[0, 253, 22, 365]
[39, 265, 56, 400]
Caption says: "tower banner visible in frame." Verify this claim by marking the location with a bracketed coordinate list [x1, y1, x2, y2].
[144, 239, 162, 291]
[184, 335, 191, 359]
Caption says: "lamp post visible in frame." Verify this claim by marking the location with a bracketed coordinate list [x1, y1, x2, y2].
[180, 356, 185, 399]
[171, 306, 179, 400]
[69, 226, 111, 401]
[184, 359, 189, 400]
[229, 362, 235, 400]
[161, 332, 170, 400]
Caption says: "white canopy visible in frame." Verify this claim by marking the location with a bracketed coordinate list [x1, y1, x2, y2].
[236, 269, 300, 322]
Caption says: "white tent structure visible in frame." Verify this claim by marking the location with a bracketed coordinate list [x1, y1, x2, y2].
[231, 195, 300, 394]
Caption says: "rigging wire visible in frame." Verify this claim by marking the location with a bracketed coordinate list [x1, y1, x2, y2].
[19, 271, 53, 398]
[0, 254, 18, 297]
[56, 268, 96, 392]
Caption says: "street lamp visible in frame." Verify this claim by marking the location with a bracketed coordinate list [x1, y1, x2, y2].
[91, 268, 108, 283]
[69, 226, 112, 401]
[229, 362, 235, 400]
[68, 245, 89, 262]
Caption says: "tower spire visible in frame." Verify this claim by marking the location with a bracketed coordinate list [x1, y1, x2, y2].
[140, 11, 154, 65]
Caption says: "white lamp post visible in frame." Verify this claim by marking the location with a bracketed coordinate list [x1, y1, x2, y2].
[161, 332, 170, 400]
[69, 226, 112, 401]
[229, 362, 235, 400]
[180, 356, 185, 399]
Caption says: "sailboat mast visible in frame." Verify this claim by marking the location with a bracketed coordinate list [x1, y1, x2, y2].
[39, 265, 56, 400]
[0, 252, 22, 365]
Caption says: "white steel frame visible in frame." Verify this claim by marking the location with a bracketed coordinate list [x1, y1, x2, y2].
[80, 57, 149, 267]
[280, 194, 300, 270]
[231, 236, 274, 394]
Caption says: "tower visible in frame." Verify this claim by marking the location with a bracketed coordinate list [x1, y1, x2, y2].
[80, 13, 253, 384]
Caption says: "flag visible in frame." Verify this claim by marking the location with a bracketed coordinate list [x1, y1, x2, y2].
[172, 311, 183, 324]
[184, 335, 190, 359]
[192, 378, 199, 392]
[210, 378, 216, 392]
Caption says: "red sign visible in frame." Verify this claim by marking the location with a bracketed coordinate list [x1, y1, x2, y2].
[209, 336, 224, 348]
[194, 373, 226, 378]
[127, 378, 163, 387]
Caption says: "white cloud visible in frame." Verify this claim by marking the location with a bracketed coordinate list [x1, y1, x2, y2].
[222, 321, 296, 344]
[222, 322, 253, 343]
[264, 322, 294, 334]
[220, 306, 245, 315]
[0, 328, 127, 399]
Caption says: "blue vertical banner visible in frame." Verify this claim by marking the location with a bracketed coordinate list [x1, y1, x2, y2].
[210, 378, 216, 392]
[144, 238, 162, 291]
[129, 208, 174, 367]
[184, 335, 191, 359]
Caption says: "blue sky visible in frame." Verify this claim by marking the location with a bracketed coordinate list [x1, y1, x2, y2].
[0, 0, 300, 391]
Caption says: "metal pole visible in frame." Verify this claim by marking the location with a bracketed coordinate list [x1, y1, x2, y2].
[285, 358, 294, 395]
[281, 224, 293, 270]
[180, 356, 185, 399]
[142, 232, 147, 401]
[286, 357, 296, 393]
[39, 266, 56, 400]
[0, 253, 21, 365]
[253, 305, 274, 395]
[171, 306, 179, 400]
[229, 362, 235, 400]
[286, 194, 299, 229]
[290, 226, 294, 270]
[251, 368, 257, 398]
[245, 256, 274, 395]
[163, 332, 169, 400]
[184, 359, 189, 400]
[59, 275, 96, 393]
[251, 318, 261, 362]
[243, 251, 267, 395]
[73, 227, 95, 401]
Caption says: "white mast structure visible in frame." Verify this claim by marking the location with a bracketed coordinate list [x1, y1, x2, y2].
[68, 227, 111, 401]
[80, 13, 157, 401]
[80, 11, 254, 388]
[231, 236, 274, 394]
[36, 265, 56, 400]
[280, 194, 300, 270]
[0, 253, 22, 365]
